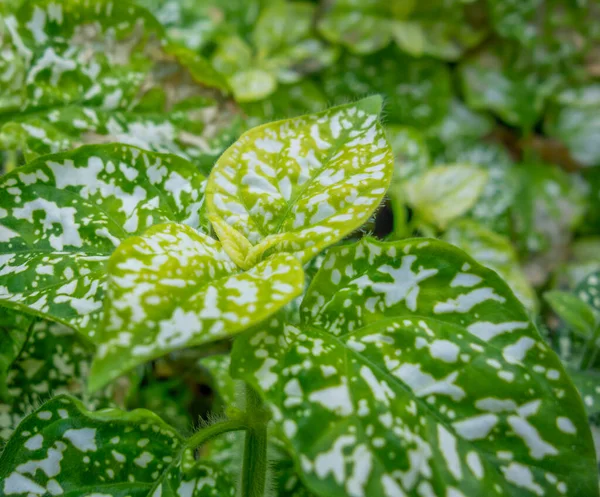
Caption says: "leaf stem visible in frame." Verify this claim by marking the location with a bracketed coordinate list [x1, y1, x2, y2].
[240, 383, 270, 497]
[186, 418, 247, 450]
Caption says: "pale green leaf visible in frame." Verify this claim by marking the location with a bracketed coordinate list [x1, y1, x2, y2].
[206, 97, 393, 268]
[544, 291, 597, 338]
[89, 223, 304, 391]
[232, 237, 597, 496]
[405, 164, 489, 230]
[0, 395, 235, 497]
[0, 144, 207, 337]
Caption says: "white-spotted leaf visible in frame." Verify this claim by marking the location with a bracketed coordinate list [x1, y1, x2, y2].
[206, 97, 393, 268]
[89, 223, 304, 391]
[231, 237, 597, 497]
[0, 395, 235, 497]
[0, 318, 112, 442]
[0, 144, 207, 337]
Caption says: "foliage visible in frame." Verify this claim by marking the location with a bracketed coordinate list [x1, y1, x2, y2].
[1, 0, 600, 496]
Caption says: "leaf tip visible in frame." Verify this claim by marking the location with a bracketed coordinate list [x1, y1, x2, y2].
[355, 94, 383, 116]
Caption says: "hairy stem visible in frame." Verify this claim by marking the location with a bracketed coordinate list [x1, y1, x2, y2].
[186, 419, 246, 450]
[240, 384, 270, 497]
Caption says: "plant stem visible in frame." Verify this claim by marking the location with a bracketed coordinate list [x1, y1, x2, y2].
[240, 384, 269, 497]
[186, 419, 246, 450]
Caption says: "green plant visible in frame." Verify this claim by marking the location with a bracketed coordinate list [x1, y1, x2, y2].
[1, 0, 600, 496]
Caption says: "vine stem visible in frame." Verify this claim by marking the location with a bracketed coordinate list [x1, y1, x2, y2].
[186, 419, 246, 450]
[240, 383, 270, 497]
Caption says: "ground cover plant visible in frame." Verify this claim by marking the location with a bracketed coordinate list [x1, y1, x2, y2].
[0, 0, 600, 496]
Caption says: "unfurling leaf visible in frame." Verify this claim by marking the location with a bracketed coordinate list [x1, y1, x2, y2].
[0, 395, 235, 497]
[0, 144, 207, 337]
[89, 223, 304, 391]
[232, 237, 596, 497]
[206, 97, 393, 268]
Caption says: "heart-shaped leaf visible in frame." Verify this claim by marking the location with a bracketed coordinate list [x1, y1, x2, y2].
[232, 237, 597, 496]
[89, 222, 304, 391]
[0, 144, 207, 337]
[206, 97, 393, 268]
[0, 395, 235, 497]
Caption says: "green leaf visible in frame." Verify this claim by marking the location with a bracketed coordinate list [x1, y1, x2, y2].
[322, 47, 452, 128]
[0, 395, 235, 497]
[318, 0, 485, 60]
[0, 319, 112, 443]
[544, 85, 600, 167]
[566, 367, 600, 417]
[511, 163, 587, 286]
[200, 354, 237, 407]
[459, 45, 562, 130]
[544, 291, 597, 338]
[89, 222, 304, 391]
[0, 0, 238, 170]
[211, 3, 336, 103]
[232, 237, 597, 496]
[206, 97, 393, 268]
[444, 220, 537, 312]
[0, 309, 32, 400]
[0, 144, 207, 337]
[242, 81, 328, 125]
[317, 0, 396, 54]
[405, 164, 489, 230]
[576, 270, 600, 314]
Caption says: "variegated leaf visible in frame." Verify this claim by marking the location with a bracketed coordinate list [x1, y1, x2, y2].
[206, 97, 393, 268]
[0, 0, 237, 171]
[89, 223, 304, 391]
[0, 309, 33, 401]
[0, 319, 112, 443]
[444, 220, 537, 312]
[0, 395, 235, 497]
[0, 144, 207, 337]
[576, 270, 600, 314]
[232, 237, 596, 497]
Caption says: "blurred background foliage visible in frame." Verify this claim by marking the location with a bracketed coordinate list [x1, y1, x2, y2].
[2, 0, 600, 473]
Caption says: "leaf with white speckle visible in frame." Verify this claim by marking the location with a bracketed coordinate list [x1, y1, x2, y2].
[576, 270, 600, 315]
[232, 237, 597, 497]
[444, 220, 537, 312]
[0, 319, 112, 443]
[0, 309, 33, 401]
[0, 144, 207, 337]
[206, 97, 393, 268]
[0, 395, 235, 497]
[89, 223, 304, 391]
